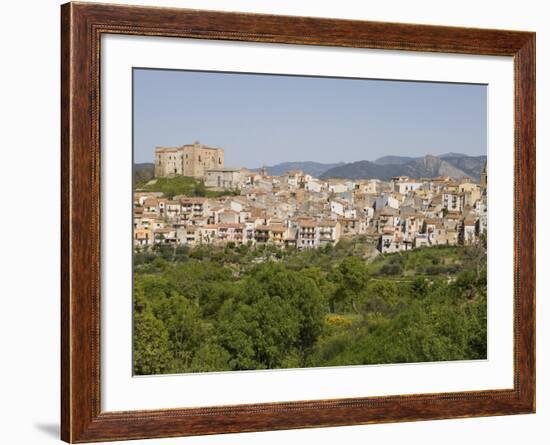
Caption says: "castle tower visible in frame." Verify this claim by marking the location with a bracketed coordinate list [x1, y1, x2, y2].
[154, 142, 224, 179]
[480, 161, 487, 193]
[154, 147, 181, 177]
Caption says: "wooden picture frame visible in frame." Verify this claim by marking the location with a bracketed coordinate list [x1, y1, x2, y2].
[61, 2, 535, 442]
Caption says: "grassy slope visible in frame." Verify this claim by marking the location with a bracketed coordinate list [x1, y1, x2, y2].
[136, 176, 239, 199]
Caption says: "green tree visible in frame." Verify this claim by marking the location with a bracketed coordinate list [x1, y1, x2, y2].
[216, 263, 326, 369]
[189, 342, 231, 372]
[248, 264, 327, 357]
[330, 256, 369, 313]
[154, 294, 205, 369]
[358, 280, 399, 320]
[411, 277, 429, 298]
[217, 299, 263, 370]
[133, 308, 172, 374]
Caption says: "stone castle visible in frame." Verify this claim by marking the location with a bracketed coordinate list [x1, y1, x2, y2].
[154, 141, 224, 179]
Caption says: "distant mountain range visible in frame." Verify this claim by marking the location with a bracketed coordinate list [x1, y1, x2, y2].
[373, 152, 470, 166]
[320, 154, 486, 181]
[251, 154, 486, 181]
[134, 162, 155, 184]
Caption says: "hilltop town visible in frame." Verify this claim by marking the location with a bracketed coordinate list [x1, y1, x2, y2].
[134, 142, 488, 253]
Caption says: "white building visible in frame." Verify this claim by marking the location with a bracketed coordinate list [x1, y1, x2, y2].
[205, 168, 245, 189]
[442, 192, 464, 212]
[330, 199, 345, 216]
[305, 179, 323, 193]
[393, 180, 424, 195]
[375, 193, 400, 210]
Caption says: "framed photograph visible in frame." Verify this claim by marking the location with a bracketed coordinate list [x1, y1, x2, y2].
[61, 2, 535, 442]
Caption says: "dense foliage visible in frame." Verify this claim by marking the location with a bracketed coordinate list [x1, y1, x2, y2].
[133, 240, 487, 375]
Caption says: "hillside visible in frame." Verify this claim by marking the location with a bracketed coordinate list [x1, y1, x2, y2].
[135, 176, 238, 199]
[134, 242, 487, 374]
[439, 152, 468, 158]
[440, 155, 487, 180]
[402, 155, 469, 179]
[252, 161, 344, 177]
[373, 155, 415, 165]
[320, 160, 402, 181]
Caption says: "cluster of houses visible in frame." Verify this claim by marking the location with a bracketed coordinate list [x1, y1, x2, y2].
[134, 162, 488, 253]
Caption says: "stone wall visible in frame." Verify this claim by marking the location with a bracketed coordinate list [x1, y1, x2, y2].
[154, 142, 224, 179]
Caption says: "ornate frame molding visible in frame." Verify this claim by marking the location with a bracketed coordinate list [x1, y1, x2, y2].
[61, 2, 535, 442]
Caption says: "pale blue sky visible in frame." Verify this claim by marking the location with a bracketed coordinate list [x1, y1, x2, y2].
[133, 68, 487, 167]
